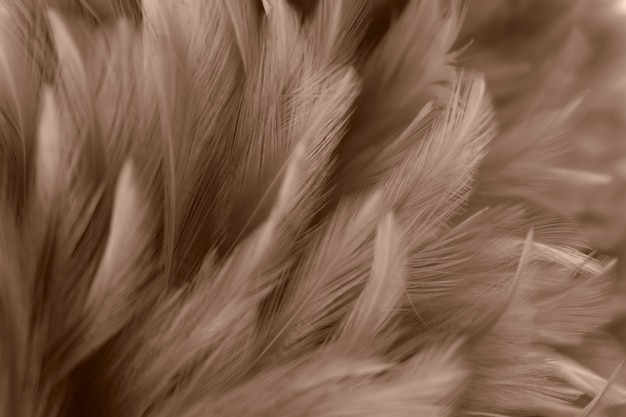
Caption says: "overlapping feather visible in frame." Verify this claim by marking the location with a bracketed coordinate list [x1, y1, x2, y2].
[0, 1, 625, 417]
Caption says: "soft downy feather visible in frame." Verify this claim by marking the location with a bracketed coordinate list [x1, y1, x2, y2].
[1, 0, 626, 417]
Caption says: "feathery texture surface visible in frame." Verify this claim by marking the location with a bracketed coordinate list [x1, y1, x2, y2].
[1, 0, 626, 416]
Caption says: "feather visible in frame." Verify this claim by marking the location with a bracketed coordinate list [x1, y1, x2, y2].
[47, 9, 105, 182]
[578, 360, 624, 417]
[476, 99, 582, 203]
[558, 331, 626, 388]
[141, 0, 189, 282]
[50, 160, 156, 380]
[269, 190, 383, 359]
[99, 108, 362, 413]
[0, 1, 47, 218]
[142, 0, 244, 281]
[1, 1, 626, 417]
[223, 0, 262, 74]
[225, 0, 304, 244]
[336, 212, 406, 346]
[334, 0, 463, 171]
[88, 19, 141, 172]
[389, 74, 494, 236]
[533, 259, 615, 346]
[0, 204, 26, 417]
[77, 0, 142, 22]
[172, 340, 468, 417]
[34, 88, 63, 213]
[306, 0, 370, 66]
[552, 353, 626, 408]
[465, 333, 584, 415]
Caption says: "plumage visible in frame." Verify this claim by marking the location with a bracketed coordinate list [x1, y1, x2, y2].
[1, 0, 626, 416]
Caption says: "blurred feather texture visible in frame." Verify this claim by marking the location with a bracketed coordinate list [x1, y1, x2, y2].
[1, 0, 626, 416]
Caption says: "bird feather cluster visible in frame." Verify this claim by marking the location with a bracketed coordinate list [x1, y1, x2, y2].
[1, 0, 626, 416]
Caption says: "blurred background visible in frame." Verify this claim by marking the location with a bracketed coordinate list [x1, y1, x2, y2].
[458, 0, 626, 254]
